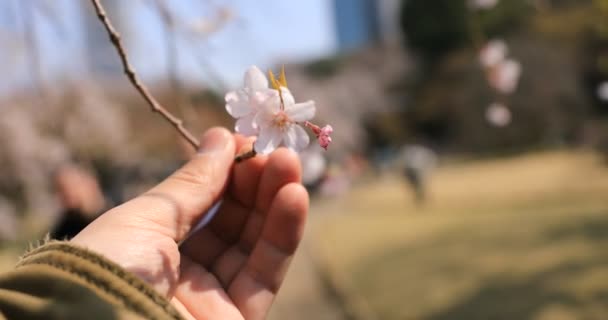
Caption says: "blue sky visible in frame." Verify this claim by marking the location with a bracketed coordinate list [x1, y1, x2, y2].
[132, 0, 337, 87]
[0, 0, 337, 93]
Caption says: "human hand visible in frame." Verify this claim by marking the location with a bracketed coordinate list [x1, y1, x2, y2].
[71, 127, 309, 320]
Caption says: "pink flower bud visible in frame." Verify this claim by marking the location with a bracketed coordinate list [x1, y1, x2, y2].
[318, 125, 333, 150]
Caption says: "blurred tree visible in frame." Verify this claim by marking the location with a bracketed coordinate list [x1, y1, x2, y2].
[581, 0, 608, 114]
[400, 0, 470, 63]
[400, 0, 531, 64]
[394, 0, 594, 153]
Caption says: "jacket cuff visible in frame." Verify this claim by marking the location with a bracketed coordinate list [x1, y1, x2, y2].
[16, 241, 184, 320]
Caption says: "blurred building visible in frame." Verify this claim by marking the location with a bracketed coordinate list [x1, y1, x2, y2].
[333, 0, 402, 51]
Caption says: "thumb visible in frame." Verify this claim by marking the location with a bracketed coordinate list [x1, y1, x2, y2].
[124, 127, 236, 241]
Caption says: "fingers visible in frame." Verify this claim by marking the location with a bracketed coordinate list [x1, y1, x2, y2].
[231, 135, 266, 208]
[211, 148, 301, 251]
[255, 148, 302, 213]
[228, 183, 309, 319]
[236, 148, 302, 253]
[179, 138, 267, 267]
[180, 148, 303, 288]
[111, 127, 236, 242]
[204, 137, 267, 245]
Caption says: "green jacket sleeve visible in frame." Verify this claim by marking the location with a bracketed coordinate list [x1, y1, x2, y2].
[0, 241, 185, 320]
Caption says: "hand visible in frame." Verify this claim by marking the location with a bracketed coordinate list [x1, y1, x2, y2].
[71, 127, 309, 320]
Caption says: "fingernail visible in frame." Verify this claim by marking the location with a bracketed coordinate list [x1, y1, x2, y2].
[199, 128, 231, 154]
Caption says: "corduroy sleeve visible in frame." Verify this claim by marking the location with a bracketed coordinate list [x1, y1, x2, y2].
[0, 241, 185, 320]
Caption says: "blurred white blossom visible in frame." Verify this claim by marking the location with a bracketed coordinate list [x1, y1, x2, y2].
[65, 88, 132, 161]
[0, 107, 63, 217]
[597, 81, 608, 102]
[485, 102, 512, 127]
[469, 0, 499, 10]
[480, 39, 508, 68]
[186, 7, 234, 36]
[488, 59, 522, 94]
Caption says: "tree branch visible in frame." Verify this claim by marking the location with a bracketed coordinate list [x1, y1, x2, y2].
[89, 0, 200, 150]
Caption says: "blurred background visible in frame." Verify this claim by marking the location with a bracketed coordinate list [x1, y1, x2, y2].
[2, 0, 608, 319]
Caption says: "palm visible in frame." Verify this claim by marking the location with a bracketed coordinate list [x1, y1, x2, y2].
[174, 145, 307, 320]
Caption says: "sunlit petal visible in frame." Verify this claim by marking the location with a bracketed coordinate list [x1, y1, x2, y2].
[244, 66, 268, 91]
[280, 87, 296, 106]
[225, 90, 252, 117]
[284, 125, 310, 152]
[260, 93, 282, 114]
[254, 126, 283, 155]
[286, 100, 316, 122]
[235, 113, 257, 136]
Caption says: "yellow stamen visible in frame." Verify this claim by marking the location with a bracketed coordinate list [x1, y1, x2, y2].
[268, 69, 280, 90]
[279, 65, 288, 87]
[268, 68, 287, 110]
[273, 111, 290, 129]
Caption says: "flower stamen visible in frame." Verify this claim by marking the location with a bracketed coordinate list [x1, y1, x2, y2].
[273, 111, 291, 129]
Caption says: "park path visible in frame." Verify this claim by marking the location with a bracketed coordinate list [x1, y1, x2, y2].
[267, 216, 346, 320]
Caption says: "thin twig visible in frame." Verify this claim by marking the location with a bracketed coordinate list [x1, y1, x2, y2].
[235, 148, 256, 163]
[89, 0, 200, 150]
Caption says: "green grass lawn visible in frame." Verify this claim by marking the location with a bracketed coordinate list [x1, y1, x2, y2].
[312, 150, 608, 320]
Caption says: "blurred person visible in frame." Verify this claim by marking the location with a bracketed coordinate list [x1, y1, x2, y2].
[319, 165, 352, 197]
[344, 153, 368, 179]
[50, 164, 105, 240]
[299, 146, 328, 193]
[399, 144, 438, 205]
[0, 128, 308, 320]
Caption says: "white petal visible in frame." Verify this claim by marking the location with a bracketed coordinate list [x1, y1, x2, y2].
[244, 66, 268, 91]
[260, 93, 282, 114]
[251, 89, 278, 107]
[284, 125, 310, 152]
[280, 87, 296, 106]
[235, 113, 258, 136]
[285, 100, 316, 122]
[225, 90, 252, 118]
[254, 126, 283, 155]
[252, 97, 279, 129]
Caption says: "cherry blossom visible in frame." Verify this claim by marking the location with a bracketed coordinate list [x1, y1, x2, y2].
[479, 39, 508, 68]
[225, 65, 333, 156]
[253, 88, 316, 154]
[469, 0, 499, 10]
[485, 102, 512, 127]
[488, 59, 522, 94]
[597, 81, 608, 102]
